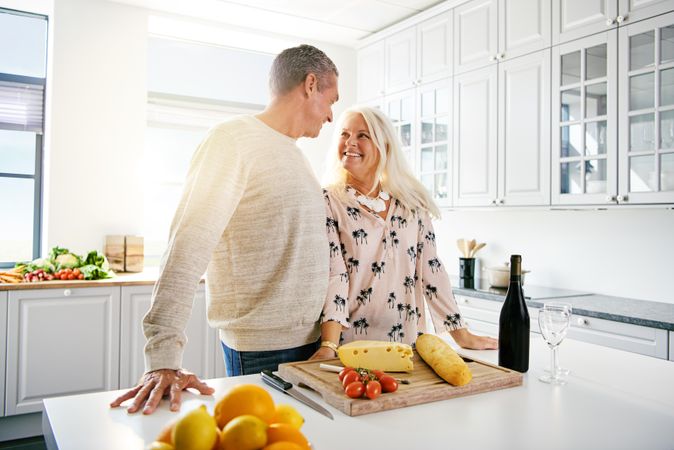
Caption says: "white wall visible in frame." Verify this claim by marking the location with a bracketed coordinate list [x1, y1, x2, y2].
[434, 208, 674, 304]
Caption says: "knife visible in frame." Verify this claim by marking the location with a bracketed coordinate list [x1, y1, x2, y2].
[261, 370, 334, 420]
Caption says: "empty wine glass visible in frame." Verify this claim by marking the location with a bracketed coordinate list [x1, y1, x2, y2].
[538, 302, 572, 385]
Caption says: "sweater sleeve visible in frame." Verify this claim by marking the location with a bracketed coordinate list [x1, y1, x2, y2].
[143, 127, 247, 372]
[320, 191, 350, 328]
[418, 211, 467, 333]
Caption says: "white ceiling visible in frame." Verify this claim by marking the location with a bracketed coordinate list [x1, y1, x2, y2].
[110, 0, 444, 47]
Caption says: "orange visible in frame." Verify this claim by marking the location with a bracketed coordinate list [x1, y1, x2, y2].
[214, 384, 276, 429]
[266, 423, 310, 449]
[156, 419, 176, 444]
[263, 442, 305, 450]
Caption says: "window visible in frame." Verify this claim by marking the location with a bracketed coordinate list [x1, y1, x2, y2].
[144, 37, 272, 265]
[0, 9, 48, 267]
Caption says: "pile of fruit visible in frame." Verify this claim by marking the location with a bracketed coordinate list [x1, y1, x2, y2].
[146, 384, 311, 450]
[338, 367, 398, 400]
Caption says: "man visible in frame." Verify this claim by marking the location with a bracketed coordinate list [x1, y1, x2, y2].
[110, 44, 339, 414]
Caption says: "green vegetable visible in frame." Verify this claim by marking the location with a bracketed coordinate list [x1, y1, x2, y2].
[49, 246, 71, 260]
[15, 257, 56, 274]
[83, 250, 110, 271]
[78, 264, 112, 280]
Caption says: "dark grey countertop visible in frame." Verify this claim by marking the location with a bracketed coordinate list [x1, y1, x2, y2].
[451, 277, 674, 331]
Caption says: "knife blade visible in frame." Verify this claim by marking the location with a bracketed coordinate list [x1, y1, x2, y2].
[261, 370, 334, 420]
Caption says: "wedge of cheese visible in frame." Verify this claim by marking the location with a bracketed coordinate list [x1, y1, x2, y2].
[337, 340, 414, 372]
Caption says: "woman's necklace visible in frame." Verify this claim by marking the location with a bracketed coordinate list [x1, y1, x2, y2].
[351, 187, 390, 213]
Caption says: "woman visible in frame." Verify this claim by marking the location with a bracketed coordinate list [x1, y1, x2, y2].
[311, 106, 498, 359]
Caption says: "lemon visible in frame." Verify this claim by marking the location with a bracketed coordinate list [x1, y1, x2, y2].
[272, 404, 304, 430]
[146, 442, 174, 450]
[172, 405, 218, 450]
[220, 414, 268, 450]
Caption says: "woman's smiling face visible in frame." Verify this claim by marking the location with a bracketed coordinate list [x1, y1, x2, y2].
[339, 113, 380, 182]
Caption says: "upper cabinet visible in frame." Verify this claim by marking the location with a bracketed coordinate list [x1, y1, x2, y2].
[618, 12, 674, 204]
[454, 0, 551, 75]
[552, 31, 618, 205]
[553, 0, 673, 45]
[357, 40, 386, 102]
[385, 12, 452, 95]
[454, 49, 551, 207]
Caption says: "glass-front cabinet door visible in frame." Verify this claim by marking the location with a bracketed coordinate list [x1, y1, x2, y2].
[618, 12, 674, 204]
[552, 31, 618, 205]
[417, 79, 452, 206]
[386, 88, 416, 171]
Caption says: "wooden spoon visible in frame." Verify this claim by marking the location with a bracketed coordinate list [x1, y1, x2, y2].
[457, 238, 466, 257]
[468, 239, 476, 257]
[470, 242, 486, 257]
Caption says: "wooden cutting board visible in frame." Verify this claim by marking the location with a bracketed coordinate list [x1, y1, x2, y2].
[278, 352, 522, 416]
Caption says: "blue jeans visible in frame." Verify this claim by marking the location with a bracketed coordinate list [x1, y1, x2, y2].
[220, 340, 320, 376]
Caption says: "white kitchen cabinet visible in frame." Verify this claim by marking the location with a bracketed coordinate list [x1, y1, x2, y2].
[553, 0, 619, 45]
[357, 40, 386, 102]
[384, 12, 452, 95]
[455, 294, 669, 359]
[618, 12, 674, 204]
[454, 0, 498, 75]
[386, 88, 417, 171]
[569, 315, 669, 359]
[498, 49, 551, 206]
[618, 0, 674, 27]
[6, 287, 120, 415]
[0, 292, 6, 417]
[498, 0, 552, 61]
[454, 0, 551, 75]
[669, 332, 674, 361]
[417, 78, 453, 205]
[453, 65, 498, 206]
[119, 284, 216, 388]
[417, 11, 453, 85]
[552, 30, 619, 205]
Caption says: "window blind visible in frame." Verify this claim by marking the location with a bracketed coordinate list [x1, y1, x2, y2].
[0, 79, 44, 133]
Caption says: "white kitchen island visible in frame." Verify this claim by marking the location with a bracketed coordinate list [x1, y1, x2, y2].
[42, 335, 674, 450]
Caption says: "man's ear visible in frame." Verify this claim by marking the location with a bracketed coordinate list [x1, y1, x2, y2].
[304, 73, 318, 97]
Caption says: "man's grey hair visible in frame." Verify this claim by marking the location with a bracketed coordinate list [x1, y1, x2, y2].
[269, 44, 339, 96]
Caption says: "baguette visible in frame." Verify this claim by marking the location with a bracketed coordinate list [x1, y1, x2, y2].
[416, 333, 472, 386]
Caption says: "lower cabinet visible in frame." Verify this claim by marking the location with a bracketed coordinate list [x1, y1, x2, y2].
[670, 332, 674, 362]
[6, 287, 121, 415]
[0, 292, 6, 417]
[455, 294, 670, 359]
[119, 284, 220, 389]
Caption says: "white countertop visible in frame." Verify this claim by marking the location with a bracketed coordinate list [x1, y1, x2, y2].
[43, 336, 674, 450]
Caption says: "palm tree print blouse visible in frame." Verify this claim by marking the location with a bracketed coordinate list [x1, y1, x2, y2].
[321, 187, 466, 346]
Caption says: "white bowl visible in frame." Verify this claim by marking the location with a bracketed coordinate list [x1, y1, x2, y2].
[484, 263, 530, 288]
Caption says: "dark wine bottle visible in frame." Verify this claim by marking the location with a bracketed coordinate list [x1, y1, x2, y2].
[498, 254, 530, 372]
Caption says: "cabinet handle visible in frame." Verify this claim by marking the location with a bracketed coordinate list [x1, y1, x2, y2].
[617, 194, 628, 203]
[605, 195, 616, 202]
[491, 198, 497, 205]
[606, 17, 615, 26]
[63, 289, 72, 297]
[497, 53, 504, 60]
[460, 298, 469, 304]
[497, 198, 504, 205]
[616, 15, 625, 24]
[490, 55, 497, 62]
[576, 317, 588, 326]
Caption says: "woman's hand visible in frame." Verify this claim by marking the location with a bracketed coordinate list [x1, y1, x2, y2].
[309, 346, 337, 361]
[450, 328, 498, 350]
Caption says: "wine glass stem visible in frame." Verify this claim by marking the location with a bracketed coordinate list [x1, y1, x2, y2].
[550, 345, 559, 380]
[553, 345, 560, 375]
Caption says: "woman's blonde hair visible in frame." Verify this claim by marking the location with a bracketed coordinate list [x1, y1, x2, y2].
[322, 105, 441, 219]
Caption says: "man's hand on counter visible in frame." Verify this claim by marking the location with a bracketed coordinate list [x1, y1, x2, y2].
[109, 368, 215, 414]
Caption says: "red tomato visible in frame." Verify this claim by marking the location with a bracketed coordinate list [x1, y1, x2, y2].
[78, 274, 84, 280]
[365, 380, 381, 399]
[60, 274, 68, 280]
[65, 268, 73, 274]
[338, 367, 355, 382]
[371, 370, 385, 379]
[344, 381, 365, 399]
[67, 273, 76, 280]
[342, 371, 361, 388]
[379, 375, 398, 393]
[73, 269, 81, 276]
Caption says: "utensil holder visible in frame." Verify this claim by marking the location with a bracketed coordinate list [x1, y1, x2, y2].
[459, 257, 475, 280]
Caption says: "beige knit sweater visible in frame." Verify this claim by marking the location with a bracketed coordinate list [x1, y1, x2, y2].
[143, 115, 329, 372]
